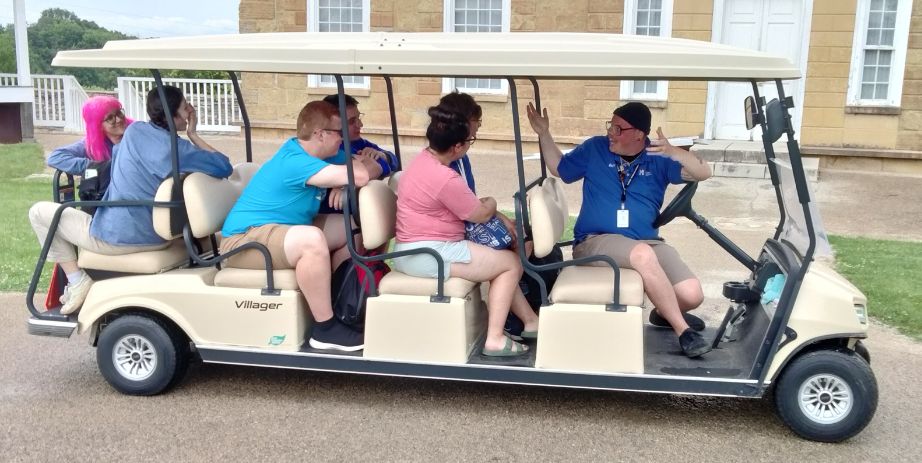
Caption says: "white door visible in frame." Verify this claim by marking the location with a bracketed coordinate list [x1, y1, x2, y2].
[709, 0, 809, 140]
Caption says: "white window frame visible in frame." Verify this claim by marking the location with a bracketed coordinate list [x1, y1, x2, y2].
[847, 0, 913, 107]
[620, 0, 673, 102]
[442, 0, 511, 96]
[307, 0, 371, 89]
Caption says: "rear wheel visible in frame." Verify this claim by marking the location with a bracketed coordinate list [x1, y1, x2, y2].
[774, 349, 877, 442]
[96, 314, 190, 396]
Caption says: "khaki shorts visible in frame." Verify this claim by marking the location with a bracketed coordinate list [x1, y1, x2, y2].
[573, 234, 695, 285]
[219, 224, 292, 270]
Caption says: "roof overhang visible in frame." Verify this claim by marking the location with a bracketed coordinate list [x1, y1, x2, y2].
[52, 32, 800, 82]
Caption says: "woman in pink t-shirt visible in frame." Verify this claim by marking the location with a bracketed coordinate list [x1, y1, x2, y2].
[393, 107, 538, 357]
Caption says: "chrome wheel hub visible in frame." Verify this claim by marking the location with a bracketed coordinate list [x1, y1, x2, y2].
[112, 334, 157, 381]
[798, 373, 853, 424]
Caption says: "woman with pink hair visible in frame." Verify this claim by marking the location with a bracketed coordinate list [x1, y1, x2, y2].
[46, 95, 132, 174]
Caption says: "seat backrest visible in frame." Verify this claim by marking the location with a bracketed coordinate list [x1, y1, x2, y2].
[185, 162, 259, 239]
[358, 179, 396, 250]
[529, 177, 568, 259]
[387, 170, 403, 194]
[152, 177, 183, 241]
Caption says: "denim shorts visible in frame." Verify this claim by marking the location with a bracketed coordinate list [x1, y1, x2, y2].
[392, 240, 472, 280]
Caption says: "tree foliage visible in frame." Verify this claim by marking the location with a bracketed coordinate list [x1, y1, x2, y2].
[0, 8, 227, 90]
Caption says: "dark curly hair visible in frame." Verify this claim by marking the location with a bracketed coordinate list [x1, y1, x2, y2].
[438, 90, 482, 120]
[146, 85, 185, 130]
[426, 106, 470, 152]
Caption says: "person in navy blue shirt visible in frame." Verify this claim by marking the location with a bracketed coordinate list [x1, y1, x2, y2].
[320, 94, 394, 212]
[526, 101, 713, 358]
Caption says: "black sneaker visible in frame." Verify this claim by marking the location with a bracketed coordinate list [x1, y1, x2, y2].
[679, 329, 712, 358]
[309, 319, 364, 352]
[650, 309, 706, 331]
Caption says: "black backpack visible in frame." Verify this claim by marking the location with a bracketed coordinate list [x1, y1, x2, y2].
[77, 160, 111, 215]
[505, 247, 563, 335]
[330, 253, 390, 329]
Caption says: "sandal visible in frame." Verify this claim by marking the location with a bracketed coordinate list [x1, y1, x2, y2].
[482, 336, 529, 357]
[519, 329, 538, 340]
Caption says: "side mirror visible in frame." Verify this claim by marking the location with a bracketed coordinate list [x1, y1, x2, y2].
[744, 96, 763, 130]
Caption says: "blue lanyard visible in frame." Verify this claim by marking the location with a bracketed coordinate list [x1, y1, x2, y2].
[618, 158, 641, 206]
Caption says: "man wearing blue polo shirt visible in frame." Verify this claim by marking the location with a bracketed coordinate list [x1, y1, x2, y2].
[526, 101, 712, 358]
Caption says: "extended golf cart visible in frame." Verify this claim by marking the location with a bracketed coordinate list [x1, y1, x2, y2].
[27, 32, 876, 442]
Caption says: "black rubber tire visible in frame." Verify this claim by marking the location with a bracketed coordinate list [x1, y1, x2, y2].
[774, 349, 878, 442]
[96, 314, 190, 396]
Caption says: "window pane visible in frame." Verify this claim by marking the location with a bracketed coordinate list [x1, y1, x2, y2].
[479, 0, 489, 9]
[866, 29, 880, 46]
[648, 26, 660, 36]
[871, 0, 883, 10]
[651, 11, 662, 27]
[876, 83, 889, 98]
[879, 49, 893, 65]
[869, 12, 882, 29]
[637, 11, 649, 29]
[885, 0, 898, 11]
[639, 0, 650, 9]
[863, 65, 877, 82]
[877, 65, 890, 82]
[652, 0, 662, 8]
[881, 29, 894, 46]
[861, 83, 875, 99]
[491, 0, 501, 9]
[883, 11, 896, 28]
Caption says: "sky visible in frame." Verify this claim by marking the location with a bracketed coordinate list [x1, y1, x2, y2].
[2, 0, 240, 38]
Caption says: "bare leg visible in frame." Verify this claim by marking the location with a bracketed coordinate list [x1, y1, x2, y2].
[451, 244, 534, 352]
[284, 225, 334, 322]
[674, 278, 704, 312]
[629, 243, 689, 336]
[510, 286, 539, 332]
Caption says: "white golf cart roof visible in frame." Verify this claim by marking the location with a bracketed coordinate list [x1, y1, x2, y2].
[53, 32, 799, 81]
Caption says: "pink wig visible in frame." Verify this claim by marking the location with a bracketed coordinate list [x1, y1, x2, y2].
[82, 96, 134, 162]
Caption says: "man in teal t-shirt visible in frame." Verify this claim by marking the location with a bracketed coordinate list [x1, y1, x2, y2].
[220, 100, 376, 352]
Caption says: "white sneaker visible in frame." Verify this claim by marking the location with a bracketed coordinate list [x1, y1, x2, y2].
[60, 276, 94, 315]
[59, 285, 72, 305]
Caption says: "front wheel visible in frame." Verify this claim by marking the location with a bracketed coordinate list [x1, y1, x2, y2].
[96, 314, 190, 396]
[774, 349, 878, 442]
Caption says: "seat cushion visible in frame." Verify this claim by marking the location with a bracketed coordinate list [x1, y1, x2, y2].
[378, 271, 477, 298]
[549, 266, 645, 306]
[78, 239, 189, 274]
[212, 268, 299, 290]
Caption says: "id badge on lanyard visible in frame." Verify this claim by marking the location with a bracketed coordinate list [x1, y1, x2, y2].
[617, 161, 640, 228]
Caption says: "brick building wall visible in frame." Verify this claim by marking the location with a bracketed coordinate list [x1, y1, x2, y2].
[237, 0, 921, 163]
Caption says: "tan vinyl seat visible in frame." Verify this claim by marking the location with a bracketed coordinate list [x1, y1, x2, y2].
[529, 178, 644, 374]
[529, 177, 644, 306]
[359, 179, 486, 363]
[78, 176, 191, 273]
[186, 163, 298, 290]
[360, 179, 479, 299]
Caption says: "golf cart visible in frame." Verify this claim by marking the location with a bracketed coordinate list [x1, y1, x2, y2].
[27, 32, 876, 443]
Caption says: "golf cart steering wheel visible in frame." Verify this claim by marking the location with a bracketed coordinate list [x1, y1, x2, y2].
[653, 182, 698, 228]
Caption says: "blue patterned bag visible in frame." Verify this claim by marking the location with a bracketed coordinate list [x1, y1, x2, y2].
[464, 215, 513, 250]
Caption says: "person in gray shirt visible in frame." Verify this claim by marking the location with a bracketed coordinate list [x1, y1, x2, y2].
[29, 85, 233, 315]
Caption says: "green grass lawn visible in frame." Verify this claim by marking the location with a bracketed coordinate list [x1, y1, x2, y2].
[0, 143, 52, 292]
[830, 235, 922, 340]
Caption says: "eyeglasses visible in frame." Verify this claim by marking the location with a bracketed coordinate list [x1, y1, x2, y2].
[465, 137, 477, 145]
[104, 109, 125, 124]
[321, 128, 342, 135]
[347, 113, 365, 126]
[470, 118, 482, 127]
[606, 120, 638, 136]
